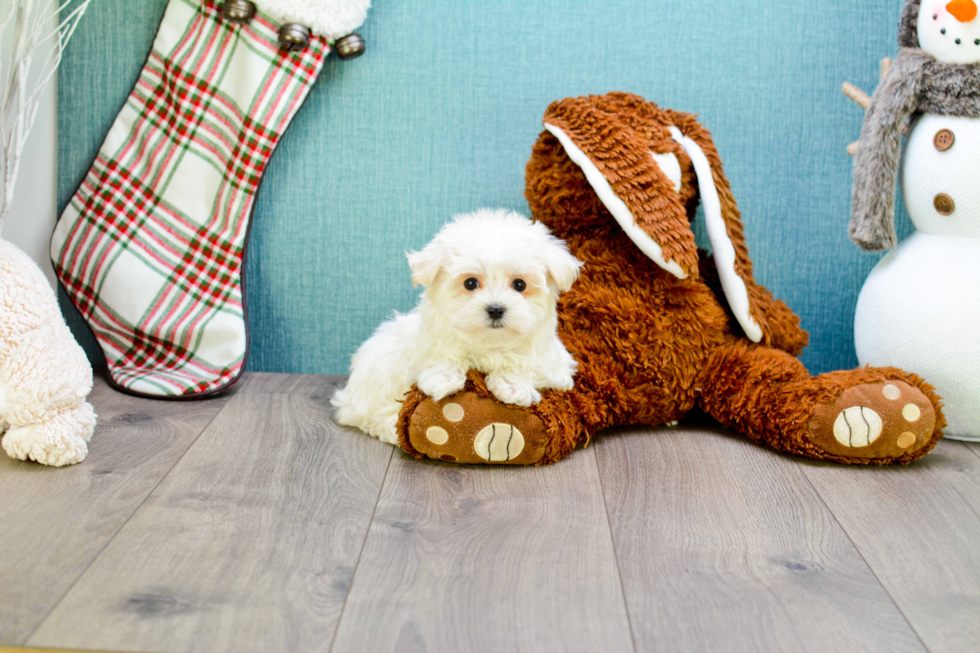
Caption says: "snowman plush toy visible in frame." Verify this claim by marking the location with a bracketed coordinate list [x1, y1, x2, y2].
[851, 0, 980, 440]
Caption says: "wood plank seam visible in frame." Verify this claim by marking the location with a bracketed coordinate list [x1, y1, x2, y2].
[795, 465, 931, 652]
[593, 427, 928, 651]
[593, 442, 639, 653]
[21, 391, 231, 645]
[961, 441, 980, 463]
[25, 374, 395, 651]
[327, 446, 395, 653]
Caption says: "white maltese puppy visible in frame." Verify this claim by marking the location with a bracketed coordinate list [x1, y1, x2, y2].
[332, 208, 582, 444]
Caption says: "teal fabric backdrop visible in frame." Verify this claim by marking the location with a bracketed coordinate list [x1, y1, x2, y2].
[58, 0, 913, 376]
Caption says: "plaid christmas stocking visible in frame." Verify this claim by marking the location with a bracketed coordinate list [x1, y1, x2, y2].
[52, 0, 369, 398]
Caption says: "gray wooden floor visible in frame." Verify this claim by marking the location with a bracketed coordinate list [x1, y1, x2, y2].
[2, 373, 978, 653]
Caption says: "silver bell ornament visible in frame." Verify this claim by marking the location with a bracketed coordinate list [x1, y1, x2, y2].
[334, 33, 366, 60]
[278, 23, 310, 51]
[221, 0, 255, 24]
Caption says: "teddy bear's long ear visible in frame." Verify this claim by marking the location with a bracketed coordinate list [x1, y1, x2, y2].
[542, 104, 700, 281]
[542, 96, 765, 342]
[666, 114, 764, 342]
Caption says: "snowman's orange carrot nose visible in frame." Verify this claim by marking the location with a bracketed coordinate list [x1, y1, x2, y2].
[947, 0, 978, 23]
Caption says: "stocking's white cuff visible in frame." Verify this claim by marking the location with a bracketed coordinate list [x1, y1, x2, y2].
[253, 0, 371, 42]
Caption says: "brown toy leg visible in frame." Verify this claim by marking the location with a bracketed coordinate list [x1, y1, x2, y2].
[397, 372, 589, 465]
[698, 340, 944, 464]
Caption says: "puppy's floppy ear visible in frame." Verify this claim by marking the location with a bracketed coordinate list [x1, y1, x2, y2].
[406, 239, 449, 287]
[538, 235, 583, 293]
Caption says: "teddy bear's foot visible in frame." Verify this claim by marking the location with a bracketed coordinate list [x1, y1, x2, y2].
[807, 381, 937, 461]
[404, 392, 550, 465]
[2, 402, 96, 467]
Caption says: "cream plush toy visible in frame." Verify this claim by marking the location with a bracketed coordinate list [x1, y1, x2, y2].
[0, 239, 96, 466]
[0, 2, 97, 466]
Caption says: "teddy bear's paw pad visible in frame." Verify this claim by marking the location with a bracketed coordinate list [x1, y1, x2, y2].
[408, 392, 546, 465]
[474, 423, 526, 462]
[808, 381, 936, 460]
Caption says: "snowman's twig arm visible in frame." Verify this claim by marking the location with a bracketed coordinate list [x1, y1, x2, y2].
[850, 49, 926, 251]
[843, 82, 871, 110]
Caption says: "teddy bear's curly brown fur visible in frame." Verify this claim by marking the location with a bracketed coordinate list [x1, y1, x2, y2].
[397, 92, 944, 466]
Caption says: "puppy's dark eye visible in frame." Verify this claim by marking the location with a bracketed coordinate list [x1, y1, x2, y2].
[512, 279, 527, 292]
[464, 278, 479, 291]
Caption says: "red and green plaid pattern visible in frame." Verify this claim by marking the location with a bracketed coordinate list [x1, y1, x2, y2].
[52, 0, 328, 397]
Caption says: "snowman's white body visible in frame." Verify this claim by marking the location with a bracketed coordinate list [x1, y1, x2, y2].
[855, 114, 980, 440]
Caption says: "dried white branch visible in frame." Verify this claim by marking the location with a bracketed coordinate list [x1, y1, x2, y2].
[0, 0, 92, 234]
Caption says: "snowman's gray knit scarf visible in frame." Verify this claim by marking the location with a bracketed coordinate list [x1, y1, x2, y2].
[850, 0, 980, 251]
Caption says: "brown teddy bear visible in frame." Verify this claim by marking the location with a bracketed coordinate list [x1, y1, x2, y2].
[396, 92, 944, 466]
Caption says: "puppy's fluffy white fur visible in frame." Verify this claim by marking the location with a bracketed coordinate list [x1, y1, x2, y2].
[332, 209, 582, 444]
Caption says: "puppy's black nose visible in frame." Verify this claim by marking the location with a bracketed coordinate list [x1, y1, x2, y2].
[486, 305, 506, 321]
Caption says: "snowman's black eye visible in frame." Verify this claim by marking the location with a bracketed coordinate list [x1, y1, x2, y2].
[942, 28, 947, 34]
[464, 278, 479, 291]
[934, 13, 938, 20]
[512, 279, 527, 293]
[956, 38, 962, 44]
[975, 39, 979, 45]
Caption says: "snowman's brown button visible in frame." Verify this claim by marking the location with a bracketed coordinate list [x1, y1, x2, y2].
[934, 193, 956, 215]
[934, 129, 955, 151]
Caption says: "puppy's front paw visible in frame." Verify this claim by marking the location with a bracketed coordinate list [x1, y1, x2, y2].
[417, 364, 467, 401]
[486, 373, 541, 407]
[551, 372, 575, 392]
